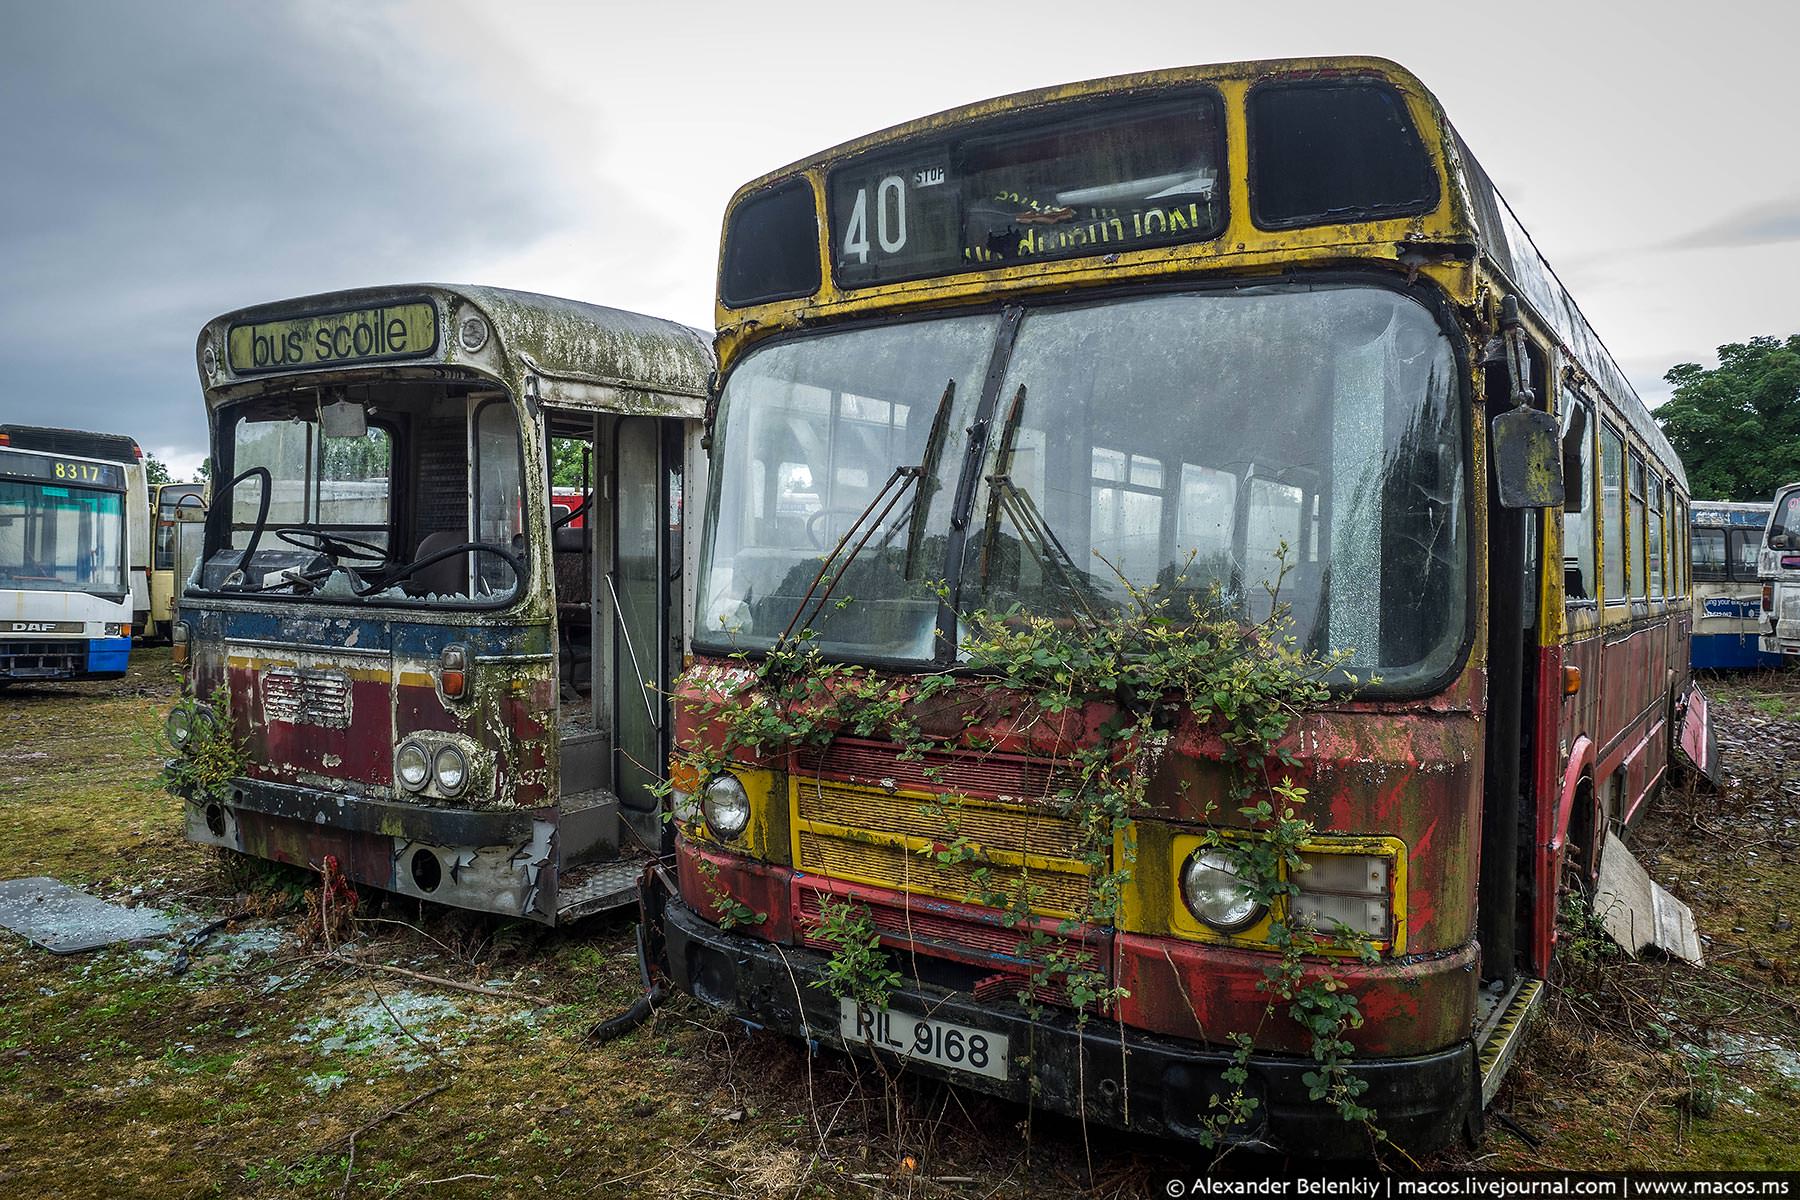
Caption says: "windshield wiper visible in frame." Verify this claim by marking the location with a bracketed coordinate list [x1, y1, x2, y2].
[774, 378, 957, 649]
[976, 384, 1105, 625]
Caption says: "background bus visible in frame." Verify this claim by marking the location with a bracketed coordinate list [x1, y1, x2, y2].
[0, 433, 135, 685]
[169, 284, 710, 924]
[1761, 482, 1800, 660]
[648, 56, 1700, 1157]
[150, 480, 207, 639]
[1, 425, 150, 635]
[1690, 501, 1780, 669]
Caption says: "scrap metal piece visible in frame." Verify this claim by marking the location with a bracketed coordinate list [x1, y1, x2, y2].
[0, 876, 175, 955]
[1592, 832, 1702, 965]
[1677, 684, 1721, 787]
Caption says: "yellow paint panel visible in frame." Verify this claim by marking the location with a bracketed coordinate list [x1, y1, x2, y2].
[227, 301, 438, 374]
[1119, 828, 1408, 957]
[226, 653, 390, 684]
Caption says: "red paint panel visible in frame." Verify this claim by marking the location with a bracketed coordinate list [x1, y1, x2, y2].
[675, 837, 796, 944]
[229, 664, 390, 785]
[1115, 932, 1476, 1057]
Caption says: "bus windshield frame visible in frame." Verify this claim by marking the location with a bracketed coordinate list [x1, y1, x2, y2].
[194, 386, 530, 611]
[694, 277, 1472, 694]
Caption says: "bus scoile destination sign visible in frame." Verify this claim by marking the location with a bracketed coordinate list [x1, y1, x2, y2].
[827, 93, 1225, 287]
[226, 300, 439, 374]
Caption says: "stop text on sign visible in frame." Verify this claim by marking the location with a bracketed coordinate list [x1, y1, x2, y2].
[226, 301, 439, 374]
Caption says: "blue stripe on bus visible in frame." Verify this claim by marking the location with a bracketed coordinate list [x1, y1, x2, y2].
[1691, 634, 1785, 670]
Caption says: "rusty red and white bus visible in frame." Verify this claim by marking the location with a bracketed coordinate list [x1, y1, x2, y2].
[642, 58, 1706, 1155]
[169, 285, 711, 923]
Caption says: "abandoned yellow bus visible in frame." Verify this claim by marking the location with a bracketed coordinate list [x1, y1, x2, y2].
[149, 480, 207, 639]
[170, 285, 711, 922]
[643, 57, 1700, 1155]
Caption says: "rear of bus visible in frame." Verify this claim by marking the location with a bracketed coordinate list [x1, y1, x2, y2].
[1762, 483, 1800, 660]
[0, 439, 133, 685]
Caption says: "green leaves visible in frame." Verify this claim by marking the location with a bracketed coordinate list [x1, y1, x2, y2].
[1660, 333, 1800, 501]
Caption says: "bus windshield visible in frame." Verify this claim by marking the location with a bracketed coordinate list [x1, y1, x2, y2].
[696, 284, 1468, 687]
[0, 478, 127, 595]
[207, 387, 526, 604]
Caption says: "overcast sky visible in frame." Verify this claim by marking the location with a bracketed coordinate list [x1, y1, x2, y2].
[4, 0, 1798, 476]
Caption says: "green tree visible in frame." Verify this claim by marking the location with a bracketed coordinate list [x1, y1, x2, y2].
[143, 455, 172, 485]
[550, 438, 589, 488]
[1658, 335, 1800, 500]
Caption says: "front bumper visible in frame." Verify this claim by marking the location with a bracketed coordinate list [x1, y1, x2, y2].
[646, 884, 1478, 1158]
[182, 777, 557, 921]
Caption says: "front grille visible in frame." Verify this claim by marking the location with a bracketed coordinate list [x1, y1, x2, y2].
[262, 666, 353, 728]
[791, 770, 1095, 919]
[796, 738, 1075, 801]
[0, 639, 82, 677]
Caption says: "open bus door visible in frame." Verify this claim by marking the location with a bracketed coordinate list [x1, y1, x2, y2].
[544, 413, 687, 918]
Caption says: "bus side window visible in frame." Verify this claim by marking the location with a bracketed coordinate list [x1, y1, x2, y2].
[1648, 475, 1664, 599]
[1599, 422, 1625, 604]
[1628, 451, 1647, 601]
[1560, 397, 1594, 603]
[1731, 527, 1762, 581]
[1692, 527, 1726, 581]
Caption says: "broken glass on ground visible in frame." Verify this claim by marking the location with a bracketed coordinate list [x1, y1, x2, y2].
[0, 876, 176, 955]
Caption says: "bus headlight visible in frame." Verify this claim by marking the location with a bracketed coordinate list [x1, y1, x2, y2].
[165, 706, 193, 749]
[433, 745, 468, 796]
[1180, 849, 1263, 932]
[702, 772, 750, 839]
[395, 741, 430, 791]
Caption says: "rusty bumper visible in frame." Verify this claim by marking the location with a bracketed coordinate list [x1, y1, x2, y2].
[183, 777, 558, 921]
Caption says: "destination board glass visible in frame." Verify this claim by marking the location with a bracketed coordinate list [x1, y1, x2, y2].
[828, 93, 1223, 288]
[0, 448, 125, 491]
[226, 301, 439, 375]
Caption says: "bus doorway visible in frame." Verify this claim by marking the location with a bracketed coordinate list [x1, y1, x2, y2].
[546, 413, 686, 862]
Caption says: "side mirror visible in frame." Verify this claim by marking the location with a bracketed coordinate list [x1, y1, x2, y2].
[1492, 406, 1565, 509]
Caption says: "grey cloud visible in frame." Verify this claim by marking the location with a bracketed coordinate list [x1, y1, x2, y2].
[1671, 198, 1800, 251]
[0, 1, 589, 463]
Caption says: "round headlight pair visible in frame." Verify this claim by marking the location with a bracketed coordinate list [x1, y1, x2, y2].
[166, 705, 214, 751]
[395, 741, 468, 796]
[1180, 849, 1265, 932]
[701, 773, 750, 839]
[166, 706, 193, 748]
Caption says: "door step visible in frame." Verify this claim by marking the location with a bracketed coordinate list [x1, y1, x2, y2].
[555, 849, 650, 923]
[1476, 977, 1544, 1106]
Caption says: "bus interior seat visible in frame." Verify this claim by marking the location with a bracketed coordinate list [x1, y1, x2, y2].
[406, 530, 467, 597]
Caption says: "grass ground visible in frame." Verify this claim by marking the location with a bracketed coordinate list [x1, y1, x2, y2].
[1, 650, 1796, 1194]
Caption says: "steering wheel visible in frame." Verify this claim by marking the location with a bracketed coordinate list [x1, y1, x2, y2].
[275, 527, 390, 564]
[806, 507, 869, 550]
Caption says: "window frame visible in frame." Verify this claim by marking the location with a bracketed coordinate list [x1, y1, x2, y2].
[1599, 420, 1626, 606]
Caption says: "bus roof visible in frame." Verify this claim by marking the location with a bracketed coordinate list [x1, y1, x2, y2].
[197, 283, 712, 417]
[718, 54, 1684, 488]
[0, 425, 142, 462]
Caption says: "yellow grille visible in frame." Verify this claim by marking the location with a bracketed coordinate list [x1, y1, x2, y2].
[795, 779, 1086, 858]
[791, 778, 1094, 919]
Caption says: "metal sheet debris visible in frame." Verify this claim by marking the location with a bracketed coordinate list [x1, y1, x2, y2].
[0, 877, 175, 955]
[1592, 832, 1703, 965]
